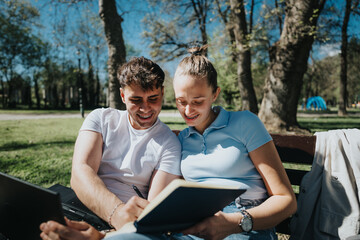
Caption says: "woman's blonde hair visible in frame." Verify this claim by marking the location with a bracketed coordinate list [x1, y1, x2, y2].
[174, 45, 218, 93]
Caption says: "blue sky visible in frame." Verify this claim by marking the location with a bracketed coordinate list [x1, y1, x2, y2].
[31, 0, 359, 79]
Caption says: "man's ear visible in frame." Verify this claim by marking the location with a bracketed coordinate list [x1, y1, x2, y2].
[120, 88, 125, 103]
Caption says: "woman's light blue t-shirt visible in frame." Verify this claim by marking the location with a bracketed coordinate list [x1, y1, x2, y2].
[178, 106, 272, 200]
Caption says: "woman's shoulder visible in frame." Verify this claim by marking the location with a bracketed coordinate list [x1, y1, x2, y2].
[228, 110, 260, 124]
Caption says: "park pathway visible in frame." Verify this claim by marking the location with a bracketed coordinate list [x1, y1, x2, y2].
[0, 111, 182, 120]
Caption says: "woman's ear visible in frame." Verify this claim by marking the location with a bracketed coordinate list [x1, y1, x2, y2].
[213, 87, 221, 102]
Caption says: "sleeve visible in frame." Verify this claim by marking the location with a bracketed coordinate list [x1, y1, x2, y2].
[156, 131, 182, 176]
[80, 108, 103, 133]
[238, 111, 272, 153]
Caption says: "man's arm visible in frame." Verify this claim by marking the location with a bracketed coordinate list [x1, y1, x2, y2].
[70, 130, 148, 229]
[147, 170, 181, 201]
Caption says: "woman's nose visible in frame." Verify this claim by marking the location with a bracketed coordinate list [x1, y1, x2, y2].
[185, 104, 193, 115]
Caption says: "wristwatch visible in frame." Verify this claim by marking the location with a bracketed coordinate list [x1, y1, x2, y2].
[239, 210, 253, 233]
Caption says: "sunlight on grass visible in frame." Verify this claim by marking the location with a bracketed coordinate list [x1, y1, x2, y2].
[298, 116, 360, 133]
[0, 118, 84, 187]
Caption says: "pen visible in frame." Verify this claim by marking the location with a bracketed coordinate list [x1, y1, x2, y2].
[132, 184, 145, 199]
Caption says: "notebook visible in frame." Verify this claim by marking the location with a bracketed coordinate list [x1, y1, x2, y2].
[0, 172, 66, 240]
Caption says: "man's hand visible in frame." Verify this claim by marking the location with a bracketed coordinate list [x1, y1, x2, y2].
[40, 218, 105, 240]
[110, 196, 149, 229]
[181, 211, 241, 240]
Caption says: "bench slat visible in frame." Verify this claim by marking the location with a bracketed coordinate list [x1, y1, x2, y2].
[271, 134, 316, 165]
[285, 169, 309, 186]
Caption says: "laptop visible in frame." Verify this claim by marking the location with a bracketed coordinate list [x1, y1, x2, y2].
[0, 172, 66, 240]
[0, 172, 111, 240]
[48, 184, 111, 231]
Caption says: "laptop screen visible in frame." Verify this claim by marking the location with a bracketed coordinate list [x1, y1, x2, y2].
[0, 172, 66, 240]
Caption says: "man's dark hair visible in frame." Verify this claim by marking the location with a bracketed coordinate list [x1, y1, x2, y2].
[117, 57, 165, 91]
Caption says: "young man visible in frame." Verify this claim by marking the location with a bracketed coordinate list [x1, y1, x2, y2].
[40, 57, 181, 239]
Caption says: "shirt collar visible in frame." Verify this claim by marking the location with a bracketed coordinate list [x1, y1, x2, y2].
[184, 106, 229, 138]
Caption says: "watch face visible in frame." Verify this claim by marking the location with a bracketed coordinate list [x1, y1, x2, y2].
[241, 217, 252, 232]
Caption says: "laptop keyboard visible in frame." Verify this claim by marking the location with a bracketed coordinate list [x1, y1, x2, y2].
[62, 204, 111, 231]
[62, 204, 86, 221]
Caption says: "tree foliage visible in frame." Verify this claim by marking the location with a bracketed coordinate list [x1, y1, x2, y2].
[0, 0, 45, 107]
[143, 0, 213, 61]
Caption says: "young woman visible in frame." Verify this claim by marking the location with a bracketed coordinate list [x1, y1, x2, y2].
[40, 48, 296, 240]
[170, 45, 297, 240]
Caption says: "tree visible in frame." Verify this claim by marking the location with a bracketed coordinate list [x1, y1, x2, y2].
[258, 0, 326, 133]
[99, 0, 126, 109]
[73, 5, 107, 109]
[0, 0, 43, 108]
[338, 0, 359, 115]
[347, 37, 360, 106]
[214, 0, 258, 113]
[209, 35, 240, 109]
[143, 0, 213, 61]
[228, 0, 258, 113]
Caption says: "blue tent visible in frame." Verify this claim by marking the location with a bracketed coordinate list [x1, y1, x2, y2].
[306, 96, 327, 110]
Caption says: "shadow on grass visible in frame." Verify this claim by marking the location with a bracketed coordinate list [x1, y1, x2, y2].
[299, 122, 360, 131]
[0, 140, 74, 151]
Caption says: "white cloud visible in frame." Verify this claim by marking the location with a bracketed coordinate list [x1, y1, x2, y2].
[316, 43, 341, 59]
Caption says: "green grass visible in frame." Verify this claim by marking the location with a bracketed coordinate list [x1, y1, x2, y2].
[160, 117, 187, 131]
[0, 115, 186, 188]
[0, 118, 84, 187]
[1, 110, 359, 189]
[298, 116, 360, 133]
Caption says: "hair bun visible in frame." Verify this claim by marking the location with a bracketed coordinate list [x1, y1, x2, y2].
[187, 44, 208, 56]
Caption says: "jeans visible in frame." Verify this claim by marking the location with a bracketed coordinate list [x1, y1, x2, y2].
[110, 198, 277, 240]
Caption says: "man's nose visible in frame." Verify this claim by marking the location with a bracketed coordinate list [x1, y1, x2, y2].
[140, 101, 150, 111]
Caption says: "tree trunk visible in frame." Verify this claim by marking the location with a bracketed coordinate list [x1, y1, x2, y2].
[338, 0, 352, 116]
[34, 75, 40, 109]
[95, 70, 100, 107]
[99, 0, 126, 110]
[0, 78, 5, 108]
[87, 54, 95, 109]
[230, 0, 258, 114]
[259, 0, 326, 133]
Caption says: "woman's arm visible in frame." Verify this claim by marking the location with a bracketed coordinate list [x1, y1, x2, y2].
[246, 140, 297, 229]
[182, 140, 297, 239]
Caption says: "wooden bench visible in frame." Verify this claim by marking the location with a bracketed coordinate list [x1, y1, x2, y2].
[271, 133, 316, 235]
[172, 130, 317, 236]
